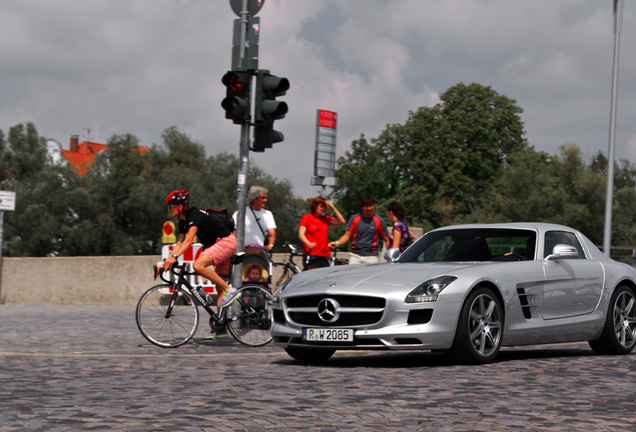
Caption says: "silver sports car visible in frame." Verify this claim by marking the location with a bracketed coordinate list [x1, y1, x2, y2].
[271, 223, 636, 364]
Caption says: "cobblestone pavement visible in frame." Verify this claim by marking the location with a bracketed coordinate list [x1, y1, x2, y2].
[1, 305, 636, 431]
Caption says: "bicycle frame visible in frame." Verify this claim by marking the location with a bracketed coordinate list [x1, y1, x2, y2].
[271, 242, 301, 285]
[158, 263, 225, 326]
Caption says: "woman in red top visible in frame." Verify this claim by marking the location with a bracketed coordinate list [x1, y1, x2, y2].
[298, 196, 345, 270]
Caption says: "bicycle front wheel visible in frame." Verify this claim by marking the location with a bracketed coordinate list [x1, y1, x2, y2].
[226, 285, 273, 347]
[136, 284, 199, 348]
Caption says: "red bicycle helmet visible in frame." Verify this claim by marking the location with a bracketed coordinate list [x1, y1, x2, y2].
[166, 190, 190, 207]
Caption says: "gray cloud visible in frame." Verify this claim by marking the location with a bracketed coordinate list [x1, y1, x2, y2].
[0, 0, 634, 200]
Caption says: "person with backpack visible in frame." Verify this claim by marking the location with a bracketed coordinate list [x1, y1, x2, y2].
[161, 190, 238, 308]
[328, 194, 389, 264]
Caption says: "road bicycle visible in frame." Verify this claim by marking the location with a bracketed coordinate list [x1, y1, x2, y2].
[272, 241, 302, 287]
[135, 255, 272, 348]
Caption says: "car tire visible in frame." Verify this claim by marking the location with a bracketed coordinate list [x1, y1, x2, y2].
[449, 286, 503, 365]
[589, 284, 636, 355]
[285, 347, 335, 363]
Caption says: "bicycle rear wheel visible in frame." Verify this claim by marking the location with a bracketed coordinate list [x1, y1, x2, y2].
[136, 284, 199, 348]
[226, 285, 273, 347]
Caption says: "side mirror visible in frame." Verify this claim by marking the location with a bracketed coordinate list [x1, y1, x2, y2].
[384, 247, 401, 263]
[545, 244, 578, 260]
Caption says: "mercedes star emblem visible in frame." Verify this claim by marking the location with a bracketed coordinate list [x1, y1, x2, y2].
[317, 298, 340, 323]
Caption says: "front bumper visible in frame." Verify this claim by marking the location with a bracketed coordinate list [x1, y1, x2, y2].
[271, 296, 461, 351]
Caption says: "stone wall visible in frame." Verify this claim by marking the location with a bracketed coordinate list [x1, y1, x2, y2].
[0, 227, 423, 305]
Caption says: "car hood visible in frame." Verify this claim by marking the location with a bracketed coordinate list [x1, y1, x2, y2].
[281, 262, 487, 296]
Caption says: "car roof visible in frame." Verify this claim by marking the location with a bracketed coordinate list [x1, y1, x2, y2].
[430, 222, 576, 234]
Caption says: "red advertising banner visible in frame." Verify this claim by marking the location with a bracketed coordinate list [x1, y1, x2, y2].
[318, 110, 337, 129]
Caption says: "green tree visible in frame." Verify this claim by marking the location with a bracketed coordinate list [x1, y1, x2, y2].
[67, 127, 303, 256]
[2, 123, 48, 182]
[65, 133, 154, 255]
[1, 123, 82, 256]
[589, 150, 636, 246]
[1, 124, 303, 257]
[333, 82, 527, 228]
[499, 145, 606, 243]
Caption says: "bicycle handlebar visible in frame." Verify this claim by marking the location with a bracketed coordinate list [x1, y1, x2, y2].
[282, 241, 300, 255]
[154, 260, 198, 284]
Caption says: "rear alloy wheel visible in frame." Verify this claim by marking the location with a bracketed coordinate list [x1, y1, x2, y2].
[285, 347, 335, 363]
[589, 284, 636, 355]
[449, 287, 503, 365]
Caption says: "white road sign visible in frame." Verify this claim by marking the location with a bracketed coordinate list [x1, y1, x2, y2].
[0, 191, 16, 211]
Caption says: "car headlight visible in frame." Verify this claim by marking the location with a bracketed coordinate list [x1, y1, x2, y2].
[272, 276, 294, 305]
[405, 276, 457, 303]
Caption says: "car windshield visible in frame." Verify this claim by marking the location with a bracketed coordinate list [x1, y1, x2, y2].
[398, 228, 537, 263]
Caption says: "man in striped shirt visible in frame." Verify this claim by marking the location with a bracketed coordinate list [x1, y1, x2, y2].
[329, 195, 389, 264]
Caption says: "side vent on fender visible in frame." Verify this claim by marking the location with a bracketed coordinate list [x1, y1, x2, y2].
[517, 287, 537, 319]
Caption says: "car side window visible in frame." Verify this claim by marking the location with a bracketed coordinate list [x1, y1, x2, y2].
[543, 231, 585, 259]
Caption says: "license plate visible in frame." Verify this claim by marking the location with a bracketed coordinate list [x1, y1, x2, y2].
[302, 328, 354, 342]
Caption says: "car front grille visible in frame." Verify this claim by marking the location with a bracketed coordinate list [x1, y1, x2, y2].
[286, 295, 385, 309]
[285, 294, 385, 327]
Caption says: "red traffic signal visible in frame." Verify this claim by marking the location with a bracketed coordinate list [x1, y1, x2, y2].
[221, 71, 251, 124]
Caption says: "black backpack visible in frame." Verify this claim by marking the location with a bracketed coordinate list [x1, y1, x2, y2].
[205, 208, 235, 234]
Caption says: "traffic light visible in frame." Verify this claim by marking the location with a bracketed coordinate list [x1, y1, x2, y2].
[221, 71, 251, 124]
[253, 123, 284, 152]
[252, 70, 289, 151]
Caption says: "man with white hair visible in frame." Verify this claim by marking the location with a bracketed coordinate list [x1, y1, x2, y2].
[233, 186, 277, 251]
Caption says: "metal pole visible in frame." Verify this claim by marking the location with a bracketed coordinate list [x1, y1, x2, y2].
[232, 0, 251, 287]
[603, 0, 624, 257]
[0, 210, 3, 297]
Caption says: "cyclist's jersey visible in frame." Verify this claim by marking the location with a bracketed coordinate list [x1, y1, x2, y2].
[346, 213, 389, 257]
[178, 207, 232, 249]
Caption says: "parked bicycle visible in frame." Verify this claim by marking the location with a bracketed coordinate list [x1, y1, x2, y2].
[135, 254, 272, 348]
[272, 241, 302, 287]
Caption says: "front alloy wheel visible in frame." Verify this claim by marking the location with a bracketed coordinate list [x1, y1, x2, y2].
[449, 287, 503, 365]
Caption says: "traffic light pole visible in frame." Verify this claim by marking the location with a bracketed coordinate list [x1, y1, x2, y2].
[232, 0, 250, 288]
[225, 0, 286, 286]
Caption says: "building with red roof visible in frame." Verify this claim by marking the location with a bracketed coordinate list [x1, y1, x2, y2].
[61, 135, 149, 176]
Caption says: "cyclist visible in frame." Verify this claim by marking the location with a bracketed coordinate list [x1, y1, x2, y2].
[162, 190, 238, 309]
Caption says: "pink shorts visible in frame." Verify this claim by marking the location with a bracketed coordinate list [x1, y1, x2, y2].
[201, 234, 237, 276]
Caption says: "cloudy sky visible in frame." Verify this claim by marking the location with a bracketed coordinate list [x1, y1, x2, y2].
[1, 0, 635, 199]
